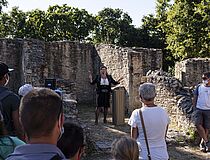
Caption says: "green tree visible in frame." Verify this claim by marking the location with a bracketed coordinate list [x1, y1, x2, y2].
[0, 0, 7, 13]
[141, 14, 163, 48]
[140, 0, 175, 71]
[0, 4, 96, 41]
[0, 7, 26, 38]
[24, 9, 47, 40]
[165, 0, 210, 59]
[0, 12, 10, 37]
[45, 4, 96, 41]
[155, 0, 176, 71]
[93, 8, 133, 46]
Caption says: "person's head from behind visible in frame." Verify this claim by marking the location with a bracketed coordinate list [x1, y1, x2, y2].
[57, 122, 84, 160]
[18, 84, 33, 97]
[111, 136, 139, 160]
[0, 62, 14, 86]
[20, 88, 63, 143]
[202, 72, 210, 86]
[139, 83, 156, 104]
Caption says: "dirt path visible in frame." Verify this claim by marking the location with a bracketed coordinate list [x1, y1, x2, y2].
[78, 105, 210, 160]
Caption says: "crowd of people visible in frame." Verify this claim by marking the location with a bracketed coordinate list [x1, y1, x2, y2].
[0, 61, 210, 160]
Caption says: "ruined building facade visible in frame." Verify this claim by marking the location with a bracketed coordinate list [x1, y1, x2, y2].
[1, 38, 209, 132]
[0, 38, 162, 111]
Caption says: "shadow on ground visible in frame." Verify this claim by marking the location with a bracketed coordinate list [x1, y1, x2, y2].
[77, 104, 210, 160]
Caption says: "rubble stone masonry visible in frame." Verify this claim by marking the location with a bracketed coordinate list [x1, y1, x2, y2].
[1, 38, 209, 133]
[0, 39, 162, 110]
[175, 58, 210, 87]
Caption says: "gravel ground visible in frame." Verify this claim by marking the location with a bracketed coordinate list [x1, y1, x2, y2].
[77, 105, 210, 160]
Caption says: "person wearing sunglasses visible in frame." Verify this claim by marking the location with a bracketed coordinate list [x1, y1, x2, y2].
[192, 72, 210, 152]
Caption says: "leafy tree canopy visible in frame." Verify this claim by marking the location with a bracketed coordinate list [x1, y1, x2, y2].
[165, 0, 210, 59]
[0, 0, 7, 13]
[93, 8, 133, 46]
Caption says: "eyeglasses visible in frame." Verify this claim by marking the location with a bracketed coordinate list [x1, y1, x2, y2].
[202, 77, 208, 80]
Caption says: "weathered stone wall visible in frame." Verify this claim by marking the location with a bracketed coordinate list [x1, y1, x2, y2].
[128, 48, 162, 111]
[94, 44, 130, 109]
[145, 70, 194, 132]
[0, 39, 162, 108]
[2, 38, 209, 134]
[94, 45, 162, 111]
[175, 58, 210, 87]
[0, 39, 95, 104]
[45, 41, 95, 104]
[21, 39, 46, 87]
[0, 38, 23, 93]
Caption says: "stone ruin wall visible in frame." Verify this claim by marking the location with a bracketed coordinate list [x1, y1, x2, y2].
[0, 39, 23, 93]
[0, 38, 162, 111]
[145, 58, 210, 133]
[21, 39, 46, 87]
[45, 41, 95, 104]
[143, 70, 194, 133]
[0, 38, 96, 104]
[128, 48, 162, 111]
[1, 38, 209, 133]
[94, 44, 130, 110]
[175, 58, 210, 87]
[94, 45, 162, 111]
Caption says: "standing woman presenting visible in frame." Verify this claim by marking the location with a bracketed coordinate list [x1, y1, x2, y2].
[89, 66, 122, 125]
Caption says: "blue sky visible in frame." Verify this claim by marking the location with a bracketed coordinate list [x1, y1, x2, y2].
[4, 0, 157, 27]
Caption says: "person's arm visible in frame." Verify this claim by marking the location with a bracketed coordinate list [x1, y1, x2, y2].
[192, 94, 198, 109]
[89, 72, 98, 85]
[165, 124, 169, 139]
[10, 94, 24, 141]
[109, 75, 121, 85]
[89, 71, 93, 83]
[131, 127, 138, 139]
[192, 85, 199, 109]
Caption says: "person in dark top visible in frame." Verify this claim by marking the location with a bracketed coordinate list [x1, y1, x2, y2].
[57, 122, 85, 160]
[0, 62, 23, 140]
[89, 66, 122, 124]
[0, 110, 25, 159]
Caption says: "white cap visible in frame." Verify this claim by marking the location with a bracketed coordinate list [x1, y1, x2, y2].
[18, 84, 33, 96]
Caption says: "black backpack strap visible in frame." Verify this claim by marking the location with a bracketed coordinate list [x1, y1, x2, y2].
[139, 109, 151, 160]
[50, 154, 63, 160]
[0, 90, 12, 114]
[195, 84, 201, 96]
[0, 90, 12, 101]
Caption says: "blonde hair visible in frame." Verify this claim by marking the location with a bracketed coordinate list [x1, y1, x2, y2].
[111, 137, 139, 160]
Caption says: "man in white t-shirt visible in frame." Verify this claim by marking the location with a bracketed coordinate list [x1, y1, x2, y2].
[128, 83, 169, 160]
[192, 72, 210, 152]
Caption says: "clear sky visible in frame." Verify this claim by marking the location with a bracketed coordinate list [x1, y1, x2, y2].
[4, 0, 157, 27]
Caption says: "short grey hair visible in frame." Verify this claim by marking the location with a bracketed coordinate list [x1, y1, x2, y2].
[139, 83, 156, 101]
